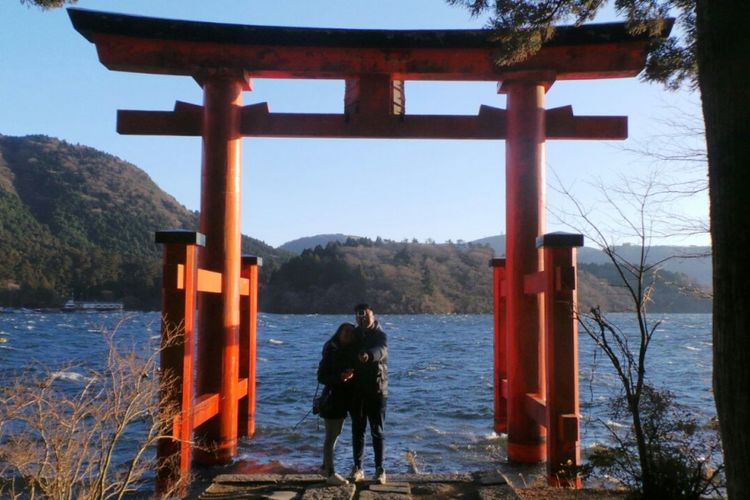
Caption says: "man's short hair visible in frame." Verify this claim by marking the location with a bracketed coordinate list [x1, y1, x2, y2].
[354, 303, 371, 313]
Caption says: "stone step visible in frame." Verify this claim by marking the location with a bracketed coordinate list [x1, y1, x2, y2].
[198, 470, 523, 500]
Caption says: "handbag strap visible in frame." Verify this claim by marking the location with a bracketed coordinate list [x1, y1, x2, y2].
[293, 382, 321, 431]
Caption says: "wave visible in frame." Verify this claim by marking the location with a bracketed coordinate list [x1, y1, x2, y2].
[268, 339, 284, 345]
[51, 371, 92, 383]
[483, 432, 503, 441]
[606, 420, 627, 429]
[425, 425, 447, 436]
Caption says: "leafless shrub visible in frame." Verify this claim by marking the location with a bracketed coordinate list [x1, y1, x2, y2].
[0, 320, 186, 499]
[549, 171, 722, 497]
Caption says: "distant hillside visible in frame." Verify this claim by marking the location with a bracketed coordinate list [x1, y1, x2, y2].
[0, 135, 712, 314]
[264, 238, 711, 314]
[472, 235, 712, 287]
[279, 233, 362, 254]
[0, 135, 288, 309]
[578, 263, 711, 313]
[265, 238, 494, 313]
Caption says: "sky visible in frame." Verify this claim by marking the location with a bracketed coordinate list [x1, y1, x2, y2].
[0, 0, 709, 248]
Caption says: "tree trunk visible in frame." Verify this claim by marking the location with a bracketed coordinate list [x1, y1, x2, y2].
[629, 395, 653, 496]
[697, 1, 750, 497]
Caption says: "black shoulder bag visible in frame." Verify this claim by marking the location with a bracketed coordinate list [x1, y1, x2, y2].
[312, 383, 332, 416]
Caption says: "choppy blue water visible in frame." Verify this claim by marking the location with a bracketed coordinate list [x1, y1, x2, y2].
[0, 311, 715, 476]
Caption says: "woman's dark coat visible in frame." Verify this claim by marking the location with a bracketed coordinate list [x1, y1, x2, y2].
[316, 335, 358, 419]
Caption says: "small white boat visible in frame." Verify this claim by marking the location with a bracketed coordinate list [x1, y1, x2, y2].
[61, 299, 124, 312]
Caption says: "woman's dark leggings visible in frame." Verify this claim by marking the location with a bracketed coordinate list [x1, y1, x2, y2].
[323, 417, 345, 475]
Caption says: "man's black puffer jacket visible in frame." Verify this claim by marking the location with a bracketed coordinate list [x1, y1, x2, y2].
[354, 322, 388, 397]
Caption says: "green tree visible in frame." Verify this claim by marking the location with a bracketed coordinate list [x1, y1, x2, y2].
[447, 0, 749, 495]
[20, 0, 75, 8]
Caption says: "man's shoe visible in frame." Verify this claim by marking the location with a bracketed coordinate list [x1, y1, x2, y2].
[375, 467, 387, 485]
[326, 472, 349, 486]
[350, 467, 365, 482]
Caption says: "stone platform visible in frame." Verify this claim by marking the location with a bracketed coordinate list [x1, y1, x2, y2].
[197, 471, 520, 500]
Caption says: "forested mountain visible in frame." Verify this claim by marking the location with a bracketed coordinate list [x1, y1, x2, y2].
[279, 234, 360, 254]
[577, 263, 711, 313]
[265, 238, 494, 313]
[263, 237, 712, 314]
[0, 135, 287, 309]
[0, 134, 711, 313]
[473, 235, 713, 287]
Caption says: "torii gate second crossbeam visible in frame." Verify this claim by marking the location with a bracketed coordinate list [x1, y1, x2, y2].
[69, 8, 671, 493]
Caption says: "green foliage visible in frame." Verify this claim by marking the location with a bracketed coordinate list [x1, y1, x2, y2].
[587, 385, 724, 498]
[447, 0, 697, 88]
[264, 238, 495, 313]
[20, 0, 76, 9]
[0, 135, 288, 310]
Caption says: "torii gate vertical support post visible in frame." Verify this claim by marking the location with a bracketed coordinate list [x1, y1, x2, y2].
[155, 230, 204, 497]
[195, 74, 250, 464]
[239, 255, 262, 438]
[491, 258, 508, 434]
[538, 233, 583, 487]
[500, 72, 554, 463]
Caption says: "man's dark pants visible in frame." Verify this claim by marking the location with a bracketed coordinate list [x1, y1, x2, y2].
[351, 394, 387, 469]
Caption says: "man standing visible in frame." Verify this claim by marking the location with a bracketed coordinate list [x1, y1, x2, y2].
[350, 303, 388, 485]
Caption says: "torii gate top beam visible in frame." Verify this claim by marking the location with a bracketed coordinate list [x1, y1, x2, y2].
[68, 8, 671, 81]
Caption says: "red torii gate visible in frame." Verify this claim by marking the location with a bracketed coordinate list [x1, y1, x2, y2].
[69, 8, 670, 491]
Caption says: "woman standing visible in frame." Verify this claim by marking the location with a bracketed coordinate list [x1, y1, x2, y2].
[317, 322, 358, 485]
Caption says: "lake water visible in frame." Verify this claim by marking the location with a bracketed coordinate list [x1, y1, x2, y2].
[0, 311, 715, 477]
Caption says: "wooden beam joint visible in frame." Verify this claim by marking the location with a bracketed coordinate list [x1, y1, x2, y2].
[525, 393, 548, 427]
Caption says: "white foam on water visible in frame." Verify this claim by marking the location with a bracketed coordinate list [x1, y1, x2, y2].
[268, 339, 284, 345]
[51, 371, 92, 383]
[426, 425, 447, 436]
[606, 420, 627, 429]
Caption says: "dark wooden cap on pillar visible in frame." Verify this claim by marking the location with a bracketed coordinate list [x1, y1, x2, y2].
[535, 232, 584, 249]
[489, 258, 506, 267]
[155, 230, 206, 246]
[242, 255, 263, 267]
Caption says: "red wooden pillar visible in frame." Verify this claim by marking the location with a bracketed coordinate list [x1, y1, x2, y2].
[195, 73, 250, 464]
[491, 258, 508, 433]
[499, 72, 554, 463]
[155, 230, 204, 495]
[538, 233, 583, 487]
[239, 255, 262, 438]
